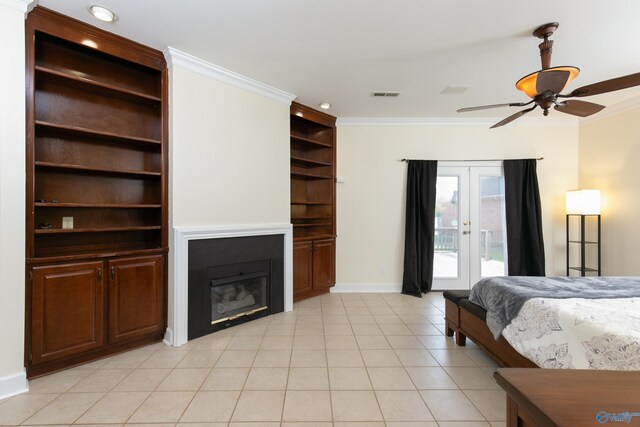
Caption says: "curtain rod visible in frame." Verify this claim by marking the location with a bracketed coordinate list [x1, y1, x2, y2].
[399, 157, 544, 162]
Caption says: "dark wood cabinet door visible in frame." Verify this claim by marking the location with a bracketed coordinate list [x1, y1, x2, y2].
[108, 255, 164, 344]
[31, 261, 104, 364]
[293, 241, 313, 297]
[312, 238, 335, 290]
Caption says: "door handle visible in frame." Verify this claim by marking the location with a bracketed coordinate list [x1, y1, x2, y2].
[463, 230, 471, 235]
[97, 268, 102, 282]
[110, 267, 115, 281]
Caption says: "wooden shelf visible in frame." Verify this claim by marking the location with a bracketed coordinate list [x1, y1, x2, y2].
[35, 65, 161, 103]
[27, 246, 167, 265]
[35, 226, 161, 234]
[293, 223, 332, 228]
[291, 201, 332, 205]
[291, 133, 332, 148]
[568, 240, 598, 244]
[291, 171, 333, 180]
[35, 161, 161, 178]
[35, 202, 161, 209]
[293, 234, 336, 242]
[291, 155, 332, 167]
[35, 121, 161, 146]
[292, 215, 332, 220]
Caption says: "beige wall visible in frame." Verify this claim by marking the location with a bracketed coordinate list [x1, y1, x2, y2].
[0, 3, 27, 380]
[167, 64, 291, 332]
[336, 123, 579, 286]
[170, 65, 290, 227]
[579, 107, 640, 275]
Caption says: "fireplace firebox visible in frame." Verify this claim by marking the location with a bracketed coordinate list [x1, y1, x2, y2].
[211, 271, 268, 326]
[188, 235, 284, 340]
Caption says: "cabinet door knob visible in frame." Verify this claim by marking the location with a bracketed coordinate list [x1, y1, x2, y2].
[110, 267, 116, 281]
[97, 268, 102, 282]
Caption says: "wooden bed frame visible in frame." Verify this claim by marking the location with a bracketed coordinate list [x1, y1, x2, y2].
[445, 298, 537, 368]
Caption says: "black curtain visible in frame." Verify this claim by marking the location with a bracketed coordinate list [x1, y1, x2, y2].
[402, 160, 438, 297]
[504, 159, 546, 276]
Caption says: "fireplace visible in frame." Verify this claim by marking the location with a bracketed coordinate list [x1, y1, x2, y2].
[187, 233, 285, 340]
[170, 224, 293, 346]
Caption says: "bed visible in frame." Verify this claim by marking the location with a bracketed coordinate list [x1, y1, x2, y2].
[447, 276, 640, 370]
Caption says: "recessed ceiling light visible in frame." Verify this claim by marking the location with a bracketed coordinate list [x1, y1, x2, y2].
[319, 102, 331, 110]
[88, 4, 117, 23]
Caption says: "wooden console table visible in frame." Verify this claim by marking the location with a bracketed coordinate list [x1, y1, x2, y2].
[494, 368, 640, 427]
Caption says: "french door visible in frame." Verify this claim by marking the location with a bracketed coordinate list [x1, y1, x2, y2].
[432, 164, 508, 290]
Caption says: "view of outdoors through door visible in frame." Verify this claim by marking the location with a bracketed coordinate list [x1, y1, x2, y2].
[478, 175, 507, 278]
[434, 176, 460, 278]
[433, 165, 507, 289]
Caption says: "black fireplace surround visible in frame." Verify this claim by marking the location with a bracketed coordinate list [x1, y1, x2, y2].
[188, 235, 284, 340]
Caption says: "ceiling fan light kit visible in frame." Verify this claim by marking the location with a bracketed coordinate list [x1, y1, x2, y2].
[458, 22, 640, 127]
[515, 66, 580, 98]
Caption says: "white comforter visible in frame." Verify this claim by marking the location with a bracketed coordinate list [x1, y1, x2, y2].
[501, 297, 640, 370]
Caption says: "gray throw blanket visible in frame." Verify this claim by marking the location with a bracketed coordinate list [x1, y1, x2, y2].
[469, 276, 640, 339]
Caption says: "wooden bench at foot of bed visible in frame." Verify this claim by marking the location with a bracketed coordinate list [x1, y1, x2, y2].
[443, 291, 537, 368]
[458, 300, 537, 368]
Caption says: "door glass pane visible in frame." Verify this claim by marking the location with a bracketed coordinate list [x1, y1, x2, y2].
[434, 176, 459, 278]
[479, 175, 507, 277]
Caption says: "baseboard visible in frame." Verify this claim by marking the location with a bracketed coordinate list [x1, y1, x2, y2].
[0, 370, 28, 401]
[331, 283, 402, 293]
[163, 327, 174, 347]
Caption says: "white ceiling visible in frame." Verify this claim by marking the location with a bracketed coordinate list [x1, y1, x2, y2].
[38, 0, 640, 119]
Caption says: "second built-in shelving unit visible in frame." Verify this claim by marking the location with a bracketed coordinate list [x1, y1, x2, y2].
[290, 102, 336, 301]
[290, 105, 336, 238]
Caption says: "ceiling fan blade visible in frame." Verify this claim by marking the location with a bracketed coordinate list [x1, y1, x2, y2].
[554, 100, 605, 117]
[457, 101, 533, 113]
[490, 105, 537, 129]
[536, 70, 570, 94]
[566, 72, 640, 97]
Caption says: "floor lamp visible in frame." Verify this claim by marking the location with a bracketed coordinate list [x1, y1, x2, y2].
[566, 190, 601, 276]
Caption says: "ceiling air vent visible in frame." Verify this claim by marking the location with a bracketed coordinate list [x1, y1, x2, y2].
[441, 85, 470, 94]
[371, 91, 400, 97]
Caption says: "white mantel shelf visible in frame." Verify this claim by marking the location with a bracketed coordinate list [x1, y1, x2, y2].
[169, 223, 293, 347]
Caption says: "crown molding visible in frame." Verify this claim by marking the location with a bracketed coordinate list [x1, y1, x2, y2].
[0, 0, 35, 14]
[580, 95, 640, 125]
[163, 47, 296, 105]
[336, 116, 578, 127]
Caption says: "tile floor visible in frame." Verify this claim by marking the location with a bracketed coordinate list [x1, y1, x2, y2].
[0, 292, 507, 427]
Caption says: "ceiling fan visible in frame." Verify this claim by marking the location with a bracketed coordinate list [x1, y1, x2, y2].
[458, 22, 640, 128]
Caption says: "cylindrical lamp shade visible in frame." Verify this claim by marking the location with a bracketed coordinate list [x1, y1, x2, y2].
[566, 190, 601, 215]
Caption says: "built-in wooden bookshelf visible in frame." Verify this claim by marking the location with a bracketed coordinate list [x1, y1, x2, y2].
[290, 102, 336, 300]
[25, 7, 168, 378]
